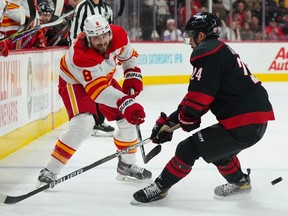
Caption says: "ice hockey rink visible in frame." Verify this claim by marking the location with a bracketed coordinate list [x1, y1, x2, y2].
[0, 83, 287, 216]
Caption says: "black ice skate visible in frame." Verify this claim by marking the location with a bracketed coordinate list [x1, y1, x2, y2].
[92, 122, 115, 137]
[214, 174, 252, 199]
[37, 168, 57, 188]
[116, 159, 152, 182]
[131, 179, 170, 204]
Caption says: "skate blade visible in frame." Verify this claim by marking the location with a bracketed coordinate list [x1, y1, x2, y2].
[214, 192, 252, 201]
[130, 199, 150, 206]
[116, 174, 152, 183]
[91, 130, 114, 137]
[130, 197, 166, 206]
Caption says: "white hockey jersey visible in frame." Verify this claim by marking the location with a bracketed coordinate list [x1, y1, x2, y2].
[60, 24, 140, 108]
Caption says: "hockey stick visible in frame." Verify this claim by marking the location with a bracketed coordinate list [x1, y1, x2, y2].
[0, 137, 151, 205]
[0, 10, 74, 43]
[23, 0, 37, 31]
[49, 0, 64, 22]
[0, 124, 179, 204]
[136, 124, 162, 164]
[129, 88, 159, 164]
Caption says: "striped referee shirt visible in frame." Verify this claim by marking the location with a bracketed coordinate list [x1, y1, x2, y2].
[69, 0, 113, 44]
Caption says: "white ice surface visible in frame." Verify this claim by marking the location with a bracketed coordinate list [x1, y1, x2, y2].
[0, 83, 287, 216]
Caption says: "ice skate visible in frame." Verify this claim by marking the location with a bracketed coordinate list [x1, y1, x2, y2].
[214, 174, 252, 200]
[91, 122, 115, 137]
[36, 168, 57, 188]
[131, 179, 169, 205]
[116, 159, 152, 182]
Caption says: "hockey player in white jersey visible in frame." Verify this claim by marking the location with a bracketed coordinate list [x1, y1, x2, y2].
[37, 14, 151, 186]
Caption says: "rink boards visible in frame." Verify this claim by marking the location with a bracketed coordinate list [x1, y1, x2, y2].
[0, 42, 287, 159]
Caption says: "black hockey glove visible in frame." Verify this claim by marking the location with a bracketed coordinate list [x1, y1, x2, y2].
[179, 108, 201, 132]
[150, 112, 176, 144]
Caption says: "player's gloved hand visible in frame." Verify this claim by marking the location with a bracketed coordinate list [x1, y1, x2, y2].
[117, 95, 145, 125]
[178, 108, 201, 132]
[150, 112, 175, 144]
[0, 40, 9, 57]
[122, 67, 143, 96]
[36, 31, 46, 48]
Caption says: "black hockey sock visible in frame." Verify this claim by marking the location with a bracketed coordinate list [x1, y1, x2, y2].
[157, 156, 192, 189]
[215, 156, 244, 183]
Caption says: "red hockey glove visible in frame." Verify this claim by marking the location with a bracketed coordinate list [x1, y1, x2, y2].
[117, 95, 145, 125]
[122, 67, 143, 96]
[0, 40, 9, 57]
[150, 112, 175, 144]
[36, 31, 46, 48]
[179, 108, 201, 132]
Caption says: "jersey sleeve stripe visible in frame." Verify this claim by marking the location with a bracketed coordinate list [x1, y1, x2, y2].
[186, 91, 214, 106]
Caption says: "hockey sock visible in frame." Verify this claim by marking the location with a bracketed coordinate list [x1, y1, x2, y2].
[157, 156, 192, 189]
[215, 156, 244, 183]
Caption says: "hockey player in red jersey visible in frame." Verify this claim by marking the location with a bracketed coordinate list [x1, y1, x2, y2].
[37, 14, 151, 186]
[132, 12, 275, 203]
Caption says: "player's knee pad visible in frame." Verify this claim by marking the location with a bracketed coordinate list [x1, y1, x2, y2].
[114, 119, 137, 142]
[175, 136, 200, 166]
[60, 113, 94, 149]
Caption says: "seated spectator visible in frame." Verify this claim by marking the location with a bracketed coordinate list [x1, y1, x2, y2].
[265, 18, 285, 40]
[225, 21, 242, 41]
[127, 12, 142, 41]
[163, 18, 183, 41]
[280, 15, 288, 37]
[250, 15, 261, 33]
[240, 20, 254, 40]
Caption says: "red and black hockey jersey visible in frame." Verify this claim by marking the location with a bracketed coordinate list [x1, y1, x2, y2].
[181, 38, 275, 130]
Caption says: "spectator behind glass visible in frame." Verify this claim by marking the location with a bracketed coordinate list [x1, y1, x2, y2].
[225, 21, 241, 41]
[163, 18, 184, 41]
[127, 12, 142, 41]
[240, 20, 254, 40]
[265, 18, 285, 40]
[280, 15, 288, 38]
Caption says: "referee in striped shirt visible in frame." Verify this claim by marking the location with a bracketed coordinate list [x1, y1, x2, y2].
[69, 0, 113, 44]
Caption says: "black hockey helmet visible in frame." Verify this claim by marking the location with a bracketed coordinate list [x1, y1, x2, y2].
[38, 2, 54, 14]
[184, 12, 221, 39]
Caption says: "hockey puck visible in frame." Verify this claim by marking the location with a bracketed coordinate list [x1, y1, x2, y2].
[271, 177, 282, 185]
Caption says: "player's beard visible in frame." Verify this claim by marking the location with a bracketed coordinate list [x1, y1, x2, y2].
[93, 41, 110, 54]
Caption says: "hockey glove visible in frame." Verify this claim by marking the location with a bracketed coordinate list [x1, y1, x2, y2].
[178, 108, 201, 132]
[150, 112, 175, 144]
[0, 40, 9, 57]
[117, 95, 145, 125]
[122, 67, 143, 96]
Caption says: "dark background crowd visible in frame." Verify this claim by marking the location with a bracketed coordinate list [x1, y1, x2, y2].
[0, 0, 287, 57]
[109, 0, 288, 41]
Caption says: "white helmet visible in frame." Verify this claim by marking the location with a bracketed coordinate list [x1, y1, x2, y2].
[83, 14, 111, 37]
